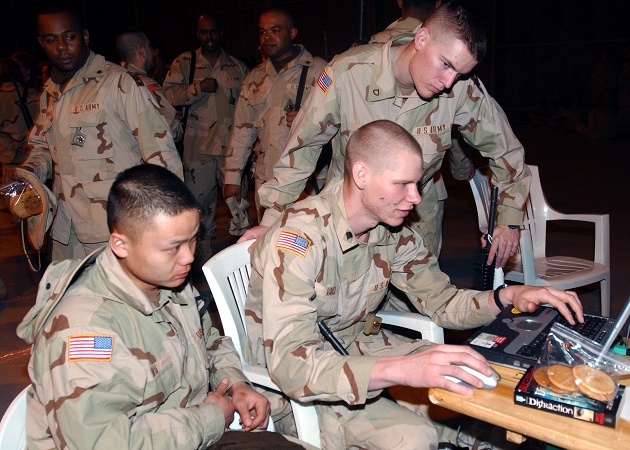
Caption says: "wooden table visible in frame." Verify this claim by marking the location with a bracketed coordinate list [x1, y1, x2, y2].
[428, 365, 630, 450]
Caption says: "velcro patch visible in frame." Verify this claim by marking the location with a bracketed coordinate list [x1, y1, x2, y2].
[68, 335, 113, 362]
[317, 67, 333, 94]
[276, 230, 311, 257]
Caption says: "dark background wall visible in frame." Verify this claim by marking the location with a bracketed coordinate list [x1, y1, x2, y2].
[1, 0, 629, 122]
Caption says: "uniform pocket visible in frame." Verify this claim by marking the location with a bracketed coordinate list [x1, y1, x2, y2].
[70, 110, 114, 160]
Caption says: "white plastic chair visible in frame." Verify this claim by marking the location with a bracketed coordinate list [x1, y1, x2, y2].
[469, 165, 611, 316]
[0, 385, 28, 450]
[203, 240, 445, 448]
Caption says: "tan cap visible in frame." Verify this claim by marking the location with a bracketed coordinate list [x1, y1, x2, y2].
[14, 168, 57, 250]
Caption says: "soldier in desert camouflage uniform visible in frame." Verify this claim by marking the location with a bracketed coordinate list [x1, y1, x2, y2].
[0, 58, 38, 169]
[164, 14, 249, 263]
[17, 3, 182, 261]
[115, 29, 183, 143]
[224, 8, 327, 222]
[244, 1, 528, 270]
[17, 164, 312, 450]
[244, 120, 583, 449]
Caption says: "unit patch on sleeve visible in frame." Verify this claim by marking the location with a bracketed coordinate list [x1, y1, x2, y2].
[276, 230, 311, 258]
[68, 335, 114, 362]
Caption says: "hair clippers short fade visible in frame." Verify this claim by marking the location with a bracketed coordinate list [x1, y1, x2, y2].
[107, 165, 199, 237]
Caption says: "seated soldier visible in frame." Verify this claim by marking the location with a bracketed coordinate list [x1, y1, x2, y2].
[244, 120, 583, 449]
[17, 164, 312, 449]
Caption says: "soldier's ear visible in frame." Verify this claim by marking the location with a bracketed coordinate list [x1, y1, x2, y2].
[290, 27, 298, 41]
[110, 232, 128, 258]
[352, 161, 368, 190]
[83, 29, 90, 47]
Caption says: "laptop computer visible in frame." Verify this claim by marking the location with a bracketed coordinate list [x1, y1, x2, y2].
[465, 296, 630, 369]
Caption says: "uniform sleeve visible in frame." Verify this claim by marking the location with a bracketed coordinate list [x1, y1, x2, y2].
[456, 78, 531, 226]
[389, 227, 496, 329]
[163, 52, 205, 108]
[116, 72, 183, 179]
[22, 93, 52, 182]
[32, 325, 225, 450]
[200, 309, 250, 391]
[254, 225, 378, 406]
[224, 72, 259, 187]
[258, 64, 341, 227]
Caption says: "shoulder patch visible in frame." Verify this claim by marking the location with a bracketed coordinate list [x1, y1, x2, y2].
[68, 335, 113, 362]
[276, 230, 311, 258]
[317, 67, 333, 94]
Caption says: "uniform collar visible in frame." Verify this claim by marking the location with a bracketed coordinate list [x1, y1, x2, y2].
[98, 244, 190, 315]
[121, 61, 146, 76]
[264, 45, 314, 76]
[44, 51, 106, 99]
[321, 179, 399, 252]
[367, 32, 429, 106]
[197, 47, 235, 69]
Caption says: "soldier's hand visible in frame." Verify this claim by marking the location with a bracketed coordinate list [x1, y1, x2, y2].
[238, 225, 268, 243]
[224, 184, 241, 202]
[499, 285, 583, 325]
[203, 378, 235, 428]
[200, 77, 218, 93]
[285, 110, 299, 127]
[229, 381, 271, 431]
[486, 225, 519, 268]
[369, 344, 493, 396]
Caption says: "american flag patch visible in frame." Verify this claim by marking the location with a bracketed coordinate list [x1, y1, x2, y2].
[317, 68, 333, 93]
[276, 230, 311, 257]
[147, 82, 161, 92]
[68, 335, 113, 362]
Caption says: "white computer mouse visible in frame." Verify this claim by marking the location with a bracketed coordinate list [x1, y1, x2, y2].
[445, 365, 498, 389]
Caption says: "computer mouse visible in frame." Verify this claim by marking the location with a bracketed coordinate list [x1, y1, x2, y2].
[445, 365, 498, 389]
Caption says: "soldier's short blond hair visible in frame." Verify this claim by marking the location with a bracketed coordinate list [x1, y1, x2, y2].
[344, 120, 423, 176]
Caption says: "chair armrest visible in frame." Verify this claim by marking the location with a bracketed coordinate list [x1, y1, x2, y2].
[378, 311, 445, 344]
[242, 364, 282, 391]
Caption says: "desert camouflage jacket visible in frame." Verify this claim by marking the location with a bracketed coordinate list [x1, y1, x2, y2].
[258, 33, 530, 228]
[17, 245, 247, 450]
[224, 45, 326, 185]
[0, 80, 38, 164]
[163, 48, 248, 162]
[122, 62, 183, 142]
[23, 52, 183, 244]
[245, 179, 496, 406]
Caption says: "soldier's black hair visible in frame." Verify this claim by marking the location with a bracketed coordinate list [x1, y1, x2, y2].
[36, 1, 84, 31]
[115, 28, 149, 62]
[107, 165, 199, 238]
[197, 13, 223, 31]
[423, 0, 487, 62]
[260, 8, 296, 29]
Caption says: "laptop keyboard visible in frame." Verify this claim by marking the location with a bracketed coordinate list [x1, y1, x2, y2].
[516, 314, 609, 359]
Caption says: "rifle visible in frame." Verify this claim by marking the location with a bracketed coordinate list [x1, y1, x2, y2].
[473, 185, 499, 290]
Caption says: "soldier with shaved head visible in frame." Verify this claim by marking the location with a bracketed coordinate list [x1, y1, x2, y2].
[244, 120, 583, 449]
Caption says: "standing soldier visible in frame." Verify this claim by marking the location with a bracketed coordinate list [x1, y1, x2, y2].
[15, 2, 183, 261]
[115, 29, 182, 143]
[223, 8, 327, 222]
[163, 14, 249, 265]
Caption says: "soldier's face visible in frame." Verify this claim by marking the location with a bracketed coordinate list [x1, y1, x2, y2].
[111, 210, 199, 298]
[197, 17, 222, 56]
[360, 149, 423, 228]
[258, 12, 297, 61]
[409, 28, 477, 100]
[37, 12, 89, 73]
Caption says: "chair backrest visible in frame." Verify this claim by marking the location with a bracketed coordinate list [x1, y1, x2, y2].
[468, 165, 494, 234]
[0, 385, 28, 450]
[202, 240, 254, 366]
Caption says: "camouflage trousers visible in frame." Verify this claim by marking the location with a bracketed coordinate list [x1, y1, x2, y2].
[184, 155, 225, 240]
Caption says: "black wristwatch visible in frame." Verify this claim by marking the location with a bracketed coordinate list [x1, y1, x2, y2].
[494, 284, 508, 311]
[507, 225, 519, 230]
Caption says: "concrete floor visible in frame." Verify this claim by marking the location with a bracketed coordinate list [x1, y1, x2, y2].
[1, 122, 629, 424]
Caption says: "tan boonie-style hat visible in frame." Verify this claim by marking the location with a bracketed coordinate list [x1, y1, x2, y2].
[13, 168, 57, 250]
